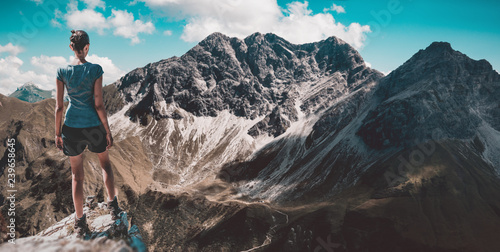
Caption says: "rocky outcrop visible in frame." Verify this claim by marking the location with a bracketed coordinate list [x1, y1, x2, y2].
[0, 94, 154, 240]
[0, 200, 145, 252]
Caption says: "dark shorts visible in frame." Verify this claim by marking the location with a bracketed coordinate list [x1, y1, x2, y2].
[61, 123, 107, 156]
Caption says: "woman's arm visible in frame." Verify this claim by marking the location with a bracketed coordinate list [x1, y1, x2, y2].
[55, 78, 65, 150]
[94, 76, 113, 149]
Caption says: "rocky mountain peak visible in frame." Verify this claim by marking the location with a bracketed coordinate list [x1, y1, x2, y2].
[195, 32, 233, 50]
[202, 31, 230, 41]
[8, 82, 54, 103]
[357, 41, 500, 150]
[404, 41, 494, 74]
[114, 32, 379, 135]
[377, 41, 498, 99]
[243, 32, 290, 47]
[19, 81, 39, 90]
[425, 41, 453, 52]
[403, 41, 462, 67]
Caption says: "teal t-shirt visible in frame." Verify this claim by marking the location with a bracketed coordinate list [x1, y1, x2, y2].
[57, 62, 104, 128]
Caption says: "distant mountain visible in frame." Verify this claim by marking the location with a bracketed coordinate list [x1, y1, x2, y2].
[8, 82, 54, 103]
[2, 33, 500, 251]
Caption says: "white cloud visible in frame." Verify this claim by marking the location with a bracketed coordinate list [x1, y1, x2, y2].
[365, 61, 372, 68]
[51, 9, 63, 27]
[0, 53, 127, 96]
[31, 55, 68, 75]
[65, 8, 109, 34]
[272, 2, 371, 48]
[139, 0, 370, 49]
[0, 43, 24, 56]
[33, 54, 127, 84]
[51, 19, 62, 27]
[163, 30, 172, 36]
[82, 0, 105, 10]
[84, 54, 127, 83]
[0, 56, 52, 95]
[108, 9, 155, 44]
[62, 1, 154, 44]
[323, 3, 345, 14]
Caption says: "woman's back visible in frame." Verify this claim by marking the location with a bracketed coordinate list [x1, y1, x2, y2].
[57, 62, 103, 128]
[55, 30, 120, 239]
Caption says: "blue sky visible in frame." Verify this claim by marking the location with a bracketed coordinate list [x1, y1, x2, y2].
[0, 0, 499, 95]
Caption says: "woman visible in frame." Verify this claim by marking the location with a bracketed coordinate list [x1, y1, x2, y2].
[54, 30, 122, 238]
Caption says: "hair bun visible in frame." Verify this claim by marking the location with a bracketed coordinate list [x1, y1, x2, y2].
[69, 30, 90, 52]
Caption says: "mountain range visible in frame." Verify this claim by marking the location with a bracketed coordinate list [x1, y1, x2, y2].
[1, 32, 500, 251]
[8, 82, 54, 103]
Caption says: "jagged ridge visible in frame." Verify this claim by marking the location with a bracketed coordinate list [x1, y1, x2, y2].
[113, 32, 378, 137]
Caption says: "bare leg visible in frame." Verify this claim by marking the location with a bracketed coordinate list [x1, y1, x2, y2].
[70, 153, 85, 219]
[97, 150, 116, 201]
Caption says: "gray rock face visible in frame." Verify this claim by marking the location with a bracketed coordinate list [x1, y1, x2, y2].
[113, 32, 378, 136]
[308, 87, 371, 147]
[357, 42, 500, 149]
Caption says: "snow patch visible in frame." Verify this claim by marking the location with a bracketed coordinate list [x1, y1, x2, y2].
[477, 122, 500, 175]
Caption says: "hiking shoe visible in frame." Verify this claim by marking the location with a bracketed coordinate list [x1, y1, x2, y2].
[107, 196, 123, 220]
[74, 213, 90, 238]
